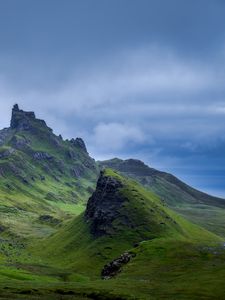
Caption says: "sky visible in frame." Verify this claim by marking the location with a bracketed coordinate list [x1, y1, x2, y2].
[0, 0, 225, 197]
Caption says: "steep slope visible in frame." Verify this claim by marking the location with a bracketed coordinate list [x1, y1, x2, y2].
[0, 104, 98, 238]
[99, 158, 225, 237]
[36, 169, 188, 273]
[0, 106, 224, 299]
[18, 169, 224, 299]
[39, 169, 221, 266]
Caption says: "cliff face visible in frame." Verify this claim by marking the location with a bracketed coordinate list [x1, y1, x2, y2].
[85, 171, 125, 237]
[10, 104, 49, 131]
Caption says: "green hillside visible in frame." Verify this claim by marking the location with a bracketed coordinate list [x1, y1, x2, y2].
[0, 104, 98, 238]
[99, 158, 225, 238]
[1, 169, 220, 299]
[0, 106, 224, 299]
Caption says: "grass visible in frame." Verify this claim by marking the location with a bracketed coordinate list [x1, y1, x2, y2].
[0, 109, 225, 299]
[174, 204, 225, 238]
[99, 159, 225, 239]
[2, 169, 219, 299]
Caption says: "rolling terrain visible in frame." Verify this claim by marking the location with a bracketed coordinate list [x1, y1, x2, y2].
[0, 169, 224, 299]
[0, 105, 224, 299]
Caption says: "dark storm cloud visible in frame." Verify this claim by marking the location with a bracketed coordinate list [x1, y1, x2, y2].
[0, 0, 225, 196]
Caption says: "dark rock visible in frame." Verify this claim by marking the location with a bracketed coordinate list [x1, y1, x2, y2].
[0, 128, 11, 146]
[33, 152, 53, 160]
[38, 215, 61, 225]
[40, 175, 45, 181]
[70, 137, 87, 153]
[10, 104, 51, 133]
[10, 104, 35, 130]
[5, 183, 13, 190]
[22, 177, 29, 184]
[67, 150, 78, 159]
[52, 175, 60, 182]
[0, 225, 6, 233]
[85, 171, 125, 236]
[56, 160, 65, 174]
[45, 192, 58, 201]
[0, 148, 15, 159]
[70, 164, 85, 178]
[83, 158, 96, 170]
[43, 164, 51, 174]
[101, 252, 135, 279]
[51, 136, 61, 147]
[8, 162, 21, 176]
[13, 104, 19, 111]
[10, 135, 30, 149]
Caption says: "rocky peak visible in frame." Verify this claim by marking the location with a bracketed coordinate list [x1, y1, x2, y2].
[85, 171, 125, 237]
[11, 104, 35, 129]
[13, 103, 19, 111]
[70, 137, 87, 153]
[10, 104, 49, 132]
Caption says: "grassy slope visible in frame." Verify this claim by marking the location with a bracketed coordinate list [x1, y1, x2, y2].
[0, 108, 100, 298]
[0, 107, 224, 299]
[99, 158, 225, 238]
[1, 169, 221, 299]
[0, 109, 98, 239]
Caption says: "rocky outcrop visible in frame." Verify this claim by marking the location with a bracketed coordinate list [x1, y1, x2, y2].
[33, 152, 53, 160]
[101, 252, 136, 279]
[0, 104, 99, 211]
[10, 136, 30, 149]
[11, 104, 35, 130]
[38, 215, 61, 225]
[10, 104, 50, 132]
[0, 148, 15, 159]
[0, 128, 11, 146]
[85, 171, 125, 237]
[70, 138, 87, 153]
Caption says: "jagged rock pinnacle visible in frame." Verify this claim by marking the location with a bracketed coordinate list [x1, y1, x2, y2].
[70, 137, 88, 153]
[85, 171, 124, 236]
[13, 103, 19, 111]
[10, 104, 36, 129]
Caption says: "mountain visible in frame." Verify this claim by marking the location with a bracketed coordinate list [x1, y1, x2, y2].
[0, 105, 224, 299]
[99, 158, 225, 208]
[23, 169, 224, 299]
[0, 104, 98, 238]
[99, 158, 225, 237]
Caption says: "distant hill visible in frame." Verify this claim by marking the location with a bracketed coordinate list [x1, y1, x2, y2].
[99, 158, 225, 237]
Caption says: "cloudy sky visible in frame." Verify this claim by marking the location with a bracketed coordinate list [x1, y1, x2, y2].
[0, 0, 225, 197]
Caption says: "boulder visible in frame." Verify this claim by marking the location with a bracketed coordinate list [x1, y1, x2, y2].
[101, 252, 135, 279]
